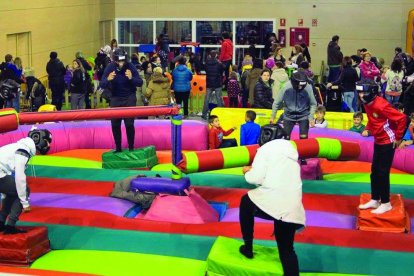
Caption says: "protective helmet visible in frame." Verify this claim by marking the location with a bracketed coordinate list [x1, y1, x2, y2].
[113, 48, 127, 62]
[28, 128, 52, 155]
[291, 71, 308, 91]
[356, 79, 379, 104]
[259, 124, 287, 146]
[0, 81, 18, 100]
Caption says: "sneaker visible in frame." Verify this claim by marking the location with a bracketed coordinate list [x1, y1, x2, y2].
[358, 199, 380, 210]
[4, 225, 27, 235]
[239, 245, 253, 259]
[371, 202, 392, 214]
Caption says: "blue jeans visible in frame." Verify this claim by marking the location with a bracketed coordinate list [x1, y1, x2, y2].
[5, 96, 20, 112]
[202, 87, 224, 117]
[384, 93, 401, 105]
[343, 91, 355, 112]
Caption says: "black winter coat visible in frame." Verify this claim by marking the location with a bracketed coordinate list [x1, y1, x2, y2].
[46, 58, 66, 85]
[253, 78, 274, 109]
[205, 58, 224, 88]
[70, 69, 87, 94]
[327, 41, 343, 66]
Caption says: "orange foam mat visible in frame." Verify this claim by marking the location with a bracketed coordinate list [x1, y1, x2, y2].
[357, 193, 411, 233]
[319, 159, 407, 174]
[50, 149, 186, 164]
[0, 265, 94, 275]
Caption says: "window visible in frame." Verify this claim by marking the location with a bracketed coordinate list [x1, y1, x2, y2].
[196, 21, 232, 45]
[236, 21, 273, 45]
[118, 21, 153, 44]
[156, 21, 192, 44]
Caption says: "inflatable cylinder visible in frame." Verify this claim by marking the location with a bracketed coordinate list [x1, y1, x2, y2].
[178, 138, 360, 174]
[0, 108, 19, 133]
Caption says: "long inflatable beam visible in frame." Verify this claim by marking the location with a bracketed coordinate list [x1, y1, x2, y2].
[178, 138, 360, 174]
[0, 106, 180, 133]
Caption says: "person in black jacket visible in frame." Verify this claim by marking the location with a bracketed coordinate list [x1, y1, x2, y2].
[328, 56, 359, 112]
[100, 49, 143, 152]
[327, 35, 343, 82]
[300, 43, 311, 64]
[46, 52, 66, 110]
[202, 50, 225, 120]
[69, 59, 87, 110]
[253, 69, 274, 109]
[75, 52, 93, 108]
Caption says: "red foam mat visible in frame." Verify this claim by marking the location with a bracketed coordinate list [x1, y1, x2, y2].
[0, 226, 50, 266]
[28, 177, 114, 196]
[357, 193, 411, 233]
[0, 265, 95, 275]
[319, 159, 407, 174]
[20, 206, 414, 253]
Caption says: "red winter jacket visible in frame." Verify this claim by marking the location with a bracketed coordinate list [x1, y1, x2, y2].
[209, 126, 234, 149]
[364, 96, 407, 145]
[219, 39, 233, 62]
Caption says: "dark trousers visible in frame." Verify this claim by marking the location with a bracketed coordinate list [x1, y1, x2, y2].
[371, 143, 395, 203]
[239, 194, 300, 276]
[222, 60, 232, 88]
[175, 91, 190, 116]
[242, 88, 249, 108]
[110, 94, 137, 151]
[283, 119, 309, 140]
[328, 66, 341, 82]
[50, 82, 65, 110]
[219, 138, 238, 148]
[229, 96, 238, 107]
[0, 175, 28, 226]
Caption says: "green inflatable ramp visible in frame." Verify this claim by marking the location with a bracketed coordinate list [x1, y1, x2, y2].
[102, 146, 158, 169]
[206, 236, 283, 276]
[32, 249, 206, 276]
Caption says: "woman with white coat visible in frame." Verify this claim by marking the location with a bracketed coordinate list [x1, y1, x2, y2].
[239, 124, 305, 276]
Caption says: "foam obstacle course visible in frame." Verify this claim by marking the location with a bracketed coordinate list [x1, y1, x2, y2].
[0, 107, 414, 275]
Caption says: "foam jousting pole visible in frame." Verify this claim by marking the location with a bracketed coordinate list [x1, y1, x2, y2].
[0, 106, 180, 133]
[177, 138, 360, 174]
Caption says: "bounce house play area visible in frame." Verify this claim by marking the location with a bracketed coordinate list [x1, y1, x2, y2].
[0, 106, 414, 276]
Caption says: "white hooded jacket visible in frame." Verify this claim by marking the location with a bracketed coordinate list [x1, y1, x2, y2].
[245, 139, 305, 226]
[0, 137, 36, 208]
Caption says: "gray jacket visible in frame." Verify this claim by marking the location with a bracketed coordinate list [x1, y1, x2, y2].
[271, 81, 317, 121]
[110, 175, 156, 209]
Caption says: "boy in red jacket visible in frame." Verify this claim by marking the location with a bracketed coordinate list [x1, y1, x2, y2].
[357, 80, 406, 214]
[208, 115, 237, 149]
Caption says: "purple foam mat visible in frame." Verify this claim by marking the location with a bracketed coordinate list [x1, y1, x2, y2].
[221, 208, 356, 229]
[411, 219, 414, 234]
[30, 193, 135, 217]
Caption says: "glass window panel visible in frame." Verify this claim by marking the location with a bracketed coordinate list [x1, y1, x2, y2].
[235, 21, 273, 45]
[196, 21, 232, 45]
[118, 21, 153, 44]
[198, 47, 221, 64]
[156, 21, 192, 44]
[235, 48, 266, 66]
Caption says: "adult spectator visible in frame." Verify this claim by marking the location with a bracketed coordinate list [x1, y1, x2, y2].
[253, 69, 273, 109]
[100, 49, 142, 152]
[246, 58, 263, 106]
[300, 43, 311, 64]
[359, 51, 380, 80]
[202, 51, 224, 120]
[171, 56, 193, 118]
[327, 35, 343, 82]
[46, 52, 66, 110]
[76, 51, 93, 108]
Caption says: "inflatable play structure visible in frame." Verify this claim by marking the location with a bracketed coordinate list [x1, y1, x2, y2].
[407, 9, 414, 56]
[0, 107, 413, 275]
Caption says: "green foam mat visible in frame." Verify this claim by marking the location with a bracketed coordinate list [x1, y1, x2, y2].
[19, 223, 414, 275]
[29, 156, 102, 169]
[102, 146, 158, 169]
[31, 250, 206, 276]
[323, 173, 414, 186]
[207, 236, 284, 275]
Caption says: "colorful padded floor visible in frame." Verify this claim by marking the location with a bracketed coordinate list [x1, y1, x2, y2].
[13, 148, 414, 275]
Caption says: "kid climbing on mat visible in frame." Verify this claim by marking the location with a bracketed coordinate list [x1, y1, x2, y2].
[208, 115, 237, 149]
[0, 128, 52, 234]
[239, 124, 305, 276]
[358, 80, 406, 214]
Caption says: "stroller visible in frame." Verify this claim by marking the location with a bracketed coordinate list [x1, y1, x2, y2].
[25, 76, 47, 111]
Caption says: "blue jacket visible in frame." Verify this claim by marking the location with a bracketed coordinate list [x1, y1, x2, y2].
[172, 65, 192, 92]
[240, 121, 261, 146]
[100, 62, 142, 97]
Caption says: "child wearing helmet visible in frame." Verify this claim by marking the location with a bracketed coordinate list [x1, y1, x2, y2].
[0, 128, 52, 234]
[357, 80, 406, 214]
[240, 124, 304, 276]
[270, 71, 317, 140]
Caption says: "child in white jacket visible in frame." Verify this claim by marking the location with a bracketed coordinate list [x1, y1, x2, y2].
[0, 128, 52, 234]
[240, 124, 305, 276]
